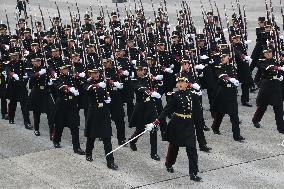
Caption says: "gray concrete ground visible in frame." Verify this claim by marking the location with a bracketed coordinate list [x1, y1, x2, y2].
[0, 0, 284, 188]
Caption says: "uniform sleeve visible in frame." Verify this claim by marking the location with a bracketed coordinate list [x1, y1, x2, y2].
[158, 94, 176, 121]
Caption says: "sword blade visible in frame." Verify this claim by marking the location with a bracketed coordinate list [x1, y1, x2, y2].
[106, 129, 149, 157]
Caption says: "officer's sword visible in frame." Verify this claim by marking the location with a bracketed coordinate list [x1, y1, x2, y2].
[106, 129, 149, 157]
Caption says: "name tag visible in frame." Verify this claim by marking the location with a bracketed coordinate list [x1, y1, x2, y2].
[227, 84, 231, 87]
[98, 103, 104, 107]
[40, 86, 44, 90]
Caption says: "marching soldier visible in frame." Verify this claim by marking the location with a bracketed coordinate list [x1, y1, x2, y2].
[231, 34, 253, 107]
[52, 61, 85, 155]
[5, 48, 32, 129]
[211, 47, 245, 142]
[84, 68, 118, 170]
[153, 73, 204, 182]
[16, 0, 29, 19]
[103, 58, 126, 145]
[27, 56, 55, 138]
[252, 46, 284, 134]
[128, 62, 160, 161]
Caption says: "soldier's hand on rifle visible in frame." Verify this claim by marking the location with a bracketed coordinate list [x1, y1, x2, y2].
[194, 64, 205, 70]
[151, 91, 161, 99]
[97, 82, 106, 89]
[192, 83, 201, 91]
[164, 68, 173, 73]
[113, 81, 123, 89]
[229, 78, 239, 87]
[122, 70, 129, 76]
[39, 69, 46, 75]
[145, 123, 155, 131]
[12, 73, 19, 81]
[154, 75, 163, 81]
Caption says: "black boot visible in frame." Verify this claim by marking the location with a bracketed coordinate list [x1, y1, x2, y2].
[86, 150, 93, 161]
[199, 145, 212, 152]
[34, 130, 40, 136]
[151, 154, 160, 161]
[129, 139, 137, 151]
[165, 163, 174, 173]
[24, 123, 33, 130]
[234, 135, 245, 142]
[107, 162, 118, 170]
[53, 142, 61, 148]
[190, 173, 202, 182]
[253, 122, 261, 128]
[9, 119, 15, 124]
[74, 148, 86, 155]
[203, 125, 210, 131]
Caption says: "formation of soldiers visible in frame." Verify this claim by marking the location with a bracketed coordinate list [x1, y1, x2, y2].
[1, 0, 284, 182]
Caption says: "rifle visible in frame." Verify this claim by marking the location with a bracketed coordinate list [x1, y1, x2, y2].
[4, 5, 11, 35]
[38, 3, 46, 31]
[214, 0, 223, 30]
[281, 0, 284, 31]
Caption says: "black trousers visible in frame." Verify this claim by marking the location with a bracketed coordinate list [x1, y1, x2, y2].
[1, 98, 7, 115]
[130, 128, 157, 155]
[113, 118, 126, 141]
[86, 137, 114, 164]
[33, 111, 55, 135]
[212, 112, 241, 139]
[126, 101, 134, 124]
[154, 99, 167, 139]
[165, 142, 199, 174]
[252, 104, 284, 132]
[8, 100, 30, 124]
[241, 83, 250, 103]
[53, 126, 81, 150]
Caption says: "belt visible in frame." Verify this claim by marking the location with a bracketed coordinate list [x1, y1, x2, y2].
[226, 83, 232, 88]
[174, 113, 192, 119]
[91, 103, 104, 108]
[64, 96, 74, 100]
[144, 97, 150, 102]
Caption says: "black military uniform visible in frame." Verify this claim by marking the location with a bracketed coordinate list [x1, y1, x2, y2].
[211, 48, 245, 141]
[84, 68, 118, 170]
[252, 47, 284, 134]
[5, 49, 32, 129]
[128, 63, 160, 161]
[156, 75, 203, 182]
[232, 34, 253, 107]
[103, 58, 126, 145]
[52, 63, 85, 155]
[27, 57, 55, 138]
[116, 48, 135, 124]
[17, 0, 29, 18]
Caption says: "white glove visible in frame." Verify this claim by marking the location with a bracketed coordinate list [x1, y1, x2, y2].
[245, 40, 252, 44]
[131, 60, 137, 65]
[164, 68, 173, 73]
[192, 83, 201, 91]
[98, 82, 106, 88]
[170, 64, 175, 69]
[113, 81, 123, 89]
[229, 78, 239, 86]
[39, 69, 46, 75]
[209, 60, 214, 64]
[122, 70, 129, 76]
[115, 27, 121, 31]
[12, 74, 19, 80]
[99, 35, 105, 40]
[244, 56, 252, 63]
[73, 90, 80, 96]
[167, 24, 171, 29]
[145, 123, 155, 131]
[215, 37, 221, 42]
[151, 91, 161, 99]
[196, 91, 203, 96]
[53, 73, 58, 78]
[280, 66, 284, 71]
[104, 97, 111, 104]
[279, 75, 284, 81]
[200, 55, 209, 60]
[154, 75, 163, 81]
[79, 72, 86, 78]
[24, 50, 29, 56]
[23, 73, 28, 79]
[195, 64, 205, 70]
[4, 45, 9, 50]
[69, 87, 77, 93]
[48, 80, 53, 86]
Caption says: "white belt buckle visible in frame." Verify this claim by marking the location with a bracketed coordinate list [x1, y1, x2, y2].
[98, 103, 104, 108]
[40, 86, 44, 90]
[69, 96, 73, 100]
[227, 84, 231, 87]
[145, 97, 150, 102]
